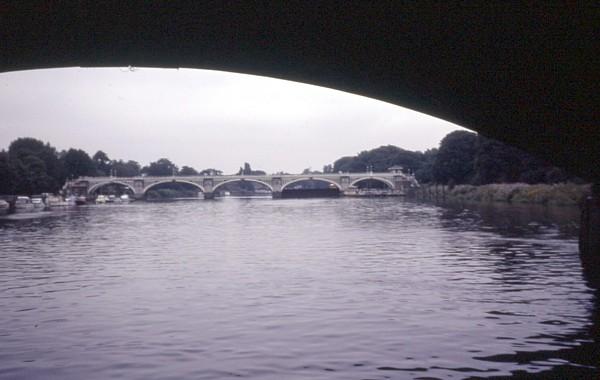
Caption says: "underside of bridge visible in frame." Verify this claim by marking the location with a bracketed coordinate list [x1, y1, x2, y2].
[1, 4, 597, 181]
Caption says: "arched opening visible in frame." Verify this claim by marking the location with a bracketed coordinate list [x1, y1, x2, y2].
[88, 181, 135, 203]
[347, 177, 394, 197]
[143, 180, 204, 201]
[281, 179, 341, 199]
[212, 179, 273, 198]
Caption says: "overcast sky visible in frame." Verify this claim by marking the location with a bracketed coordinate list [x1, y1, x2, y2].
[0, 67, 465, 174]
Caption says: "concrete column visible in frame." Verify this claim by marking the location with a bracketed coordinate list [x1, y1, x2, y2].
[271, 177, 282, 199]
[580, 184, 600, 264]
[202, 178, 214, 200]
[339, 176, 350, 192]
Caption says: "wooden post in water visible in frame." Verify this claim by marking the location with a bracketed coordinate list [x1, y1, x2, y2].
[580, 184, 600, 286]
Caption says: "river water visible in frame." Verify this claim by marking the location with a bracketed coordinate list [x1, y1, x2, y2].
[0, 198, 598, 379]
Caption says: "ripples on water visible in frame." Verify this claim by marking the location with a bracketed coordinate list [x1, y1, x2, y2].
[0, 198, 597, 379]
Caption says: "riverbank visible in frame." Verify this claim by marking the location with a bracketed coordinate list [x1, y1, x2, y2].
[416, 183, 590, 206]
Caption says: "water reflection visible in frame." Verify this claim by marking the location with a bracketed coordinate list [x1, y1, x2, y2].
[0, 199, 598, 379]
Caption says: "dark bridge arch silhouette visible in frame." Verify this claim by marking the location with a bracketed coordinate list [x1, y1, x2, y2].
[1, 4, 597, 181]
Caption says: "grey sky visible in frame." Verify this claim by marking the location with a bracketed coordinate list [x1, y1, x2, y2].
[0, 67, 465, 174]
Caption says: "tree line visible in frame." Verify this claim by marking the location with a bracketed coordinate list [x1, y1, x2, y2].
[329, 130, 577, 185]
[0, 131, 578, 196]
[0, 137, 233, 195]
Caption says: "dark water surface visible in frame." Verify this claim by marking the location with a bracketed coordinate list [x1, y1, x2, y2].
[0, 198, 598, 379]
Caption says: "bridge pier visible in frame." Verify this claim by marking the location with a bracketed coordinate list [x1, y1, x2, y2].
[580, 184, 600, 286]
[272, 191, 282, 199]
[203, 192, 215, 200]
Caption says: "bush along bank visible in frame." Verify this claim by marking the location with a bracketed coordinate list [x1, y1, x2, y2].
[415, 183, 591, 206]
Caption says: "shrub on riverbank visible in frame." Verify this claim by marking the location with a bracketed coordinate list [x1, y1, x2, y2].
[420, 183, 590, 206]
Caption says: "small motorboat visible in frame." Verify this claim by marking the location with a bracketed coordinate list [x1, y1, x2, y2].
[96, 195, 107, 204]
[120, 194, 130, 202]
[45, 195, 69, 209]
[75, 196, 87, 205]
[15, 196, 35, 213]
[32, 197, 46, 210]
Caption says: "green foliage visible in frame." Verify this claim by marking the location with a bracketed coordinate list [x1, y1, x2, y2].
[7, 137, 65, 194]
[333, 145, 423, 174]
[179, 166, 198, 176]
[0, 150, 17, 194]
[236, 162, 266, 176]
[441, 183, 590, 206]
[63, 149, 96, 179]
[414, 148, 437, 183]
[142, 158, 178, 176]
[93, 150, 112, 176]
[112, 160, 141, 177]
[432, 131, 478, 185]
[328, 130, 576, 186]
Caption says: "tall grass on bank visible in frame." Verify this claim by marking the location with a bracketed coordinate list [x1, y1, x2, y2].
[417, 183, 590, 206]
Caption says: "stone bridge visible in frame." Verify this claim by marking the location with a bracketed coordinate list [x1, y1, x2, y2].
[65, 171, 418, 200]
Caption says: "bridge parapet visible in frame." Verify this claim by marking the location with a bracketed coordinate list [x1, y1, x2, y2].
[64, 172, 419, 199]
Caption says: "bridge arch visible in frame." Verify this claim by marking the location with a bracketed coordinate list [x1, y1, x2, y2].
[212, 179, 273, 193]
[88, 181, 136, 195]
[281, 178, 342, 192]
[143, 180, 205, 195]
[350, 177, 394, 189]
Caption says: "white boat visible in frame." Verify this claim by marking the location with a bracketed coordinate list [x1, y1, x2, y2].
[45, 195, 69, 209]
[96, 195, 107, 204]
[0, 200, 9, 216]
[32, 197, 46, 210]
[15, 196, 35, 213]
[120, 194, 130, 202]
[107, 195, 116, 203]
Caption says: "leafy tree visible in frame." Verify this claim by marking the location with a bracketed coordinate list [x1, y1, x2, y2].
[0, 150, 17, 194]
[243, 162, 252, 175]
[237, 162, 265, 175]
[62, 149, 96, 179]
[93, 150, 112, 176]
[323, 164, 333, 173]
[179, 166, 198, 176]
[8, 137, 63, 189]
[414, 148, 438, 183]
[332, 156, 363, 173]
[332, 146, 424, 174]
[112, 160, 141, 177]
[432, 131, 478, 184]
[142, 158, 178, 176]
[14, 155, 56, 194]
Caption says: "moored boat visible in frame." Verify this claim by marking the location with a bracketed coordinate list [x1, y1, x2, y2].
[65, 195, 77, 206]
[45, 195, 69, 209]
[32, 197, 46, 210]
[15, 196, 35, 213]
[75, 196, 87, 205]
[96, 195, 107, 204]
[0, 200, 9, 215]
